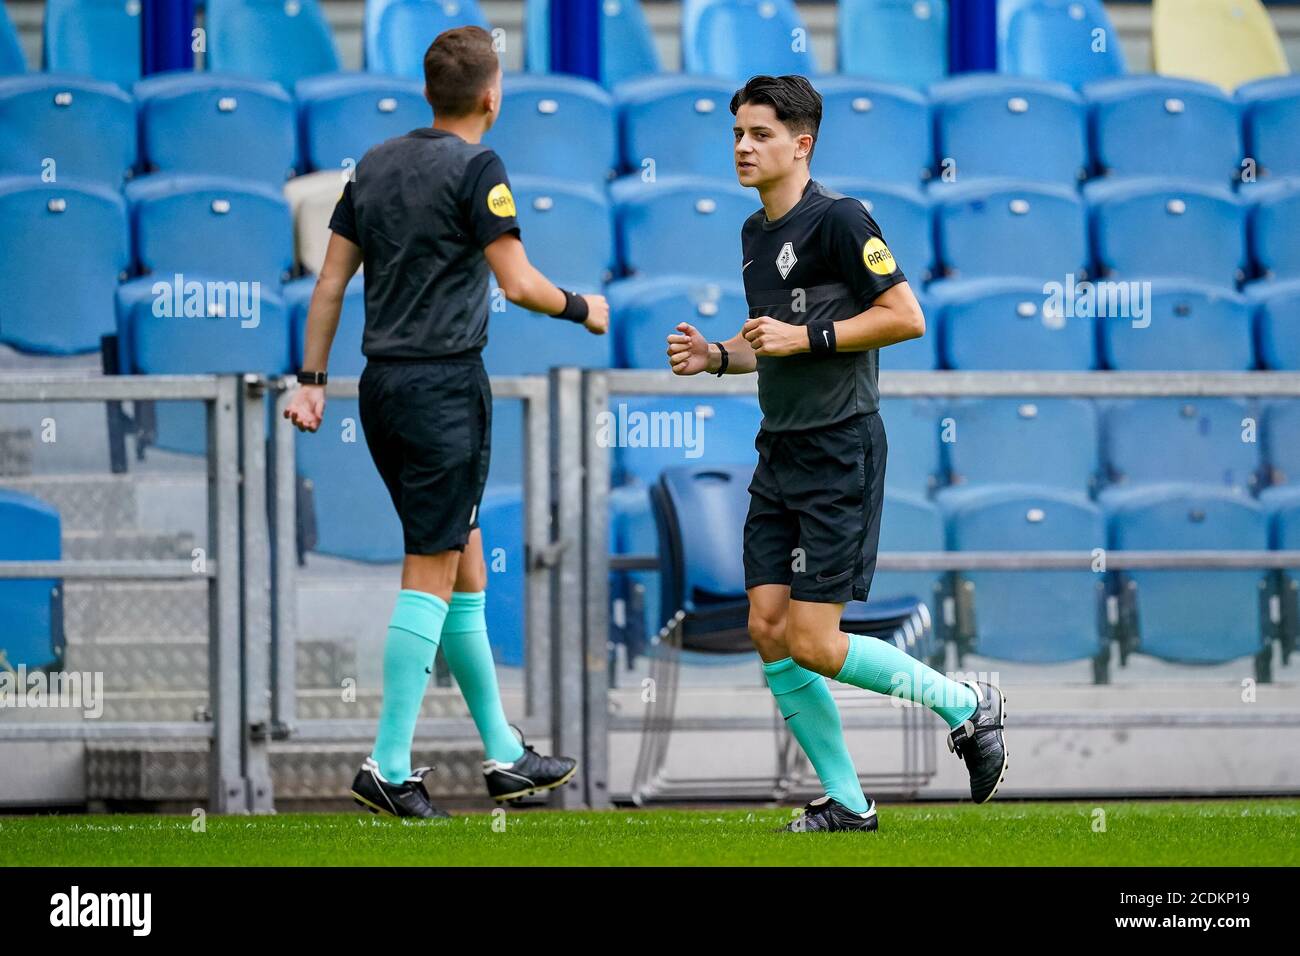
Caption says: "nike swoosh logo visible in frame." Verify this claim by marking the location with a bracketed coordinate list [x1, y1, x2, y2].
[742, 260, 753, 271]
[784, 712, 800, 721]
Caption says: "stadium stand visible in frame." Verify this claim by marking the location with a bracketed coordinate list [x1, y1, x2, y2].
[135, 73, 297, 184]
[0, 489, 62, 671]
[838, 0, 948, 86]
[813, 78, 933, 183]
[206, 0, 342, 89]
[527, 0, 661, 88]
[484, 74, 618, 184]
[295, 74, 428, 173]
[1001, 0, 1125, 87]
[1249, 279, 1300, 370]
[1152, 0, 1289, 91]
[1247, 177, 1300, 281]
[0, 74, 136, 185]
[367, 0, 491, 78]
[1098, 280, 1255, 371]
[683, 0, 817, 81]
[43, 0, 141, 88]
[0, 0, 23, 74]
[1238, 74, 1300, 181]
[931, 278, 1097, 370]
[615, 74, 747, 181]
[1085, 76, 1242, 184]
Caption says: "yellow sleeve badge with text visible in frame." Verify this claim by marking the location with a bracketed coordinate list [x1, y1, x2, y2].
[487, 183, 516, 218]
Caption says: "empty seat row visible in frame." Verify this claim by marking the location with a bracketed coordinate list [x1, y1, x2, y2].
[592, 397, 1300, 507]
[5, 71, 1299, 192]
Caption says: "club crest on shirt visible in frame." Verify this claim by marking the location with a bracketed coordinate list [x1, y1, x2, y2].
[775, 242, 797, 280]
[863, 236, 897, 276]
[487, 183, 516, 218]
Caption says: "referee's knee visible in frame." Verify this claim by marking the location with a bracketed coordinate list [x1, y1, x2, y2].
[747, 607, 787, 660]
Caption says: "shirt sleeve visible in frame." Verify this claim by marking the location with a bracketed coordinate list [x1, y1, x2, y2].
[820, 197, 908, 310]
[328, 180, 359, 245]
[463, 150, 522, 249]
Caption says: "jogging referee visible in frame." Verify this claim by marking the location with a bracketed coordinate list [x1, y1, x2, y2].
[667, 75, 1008, 832]
[285, 27, 604, 818]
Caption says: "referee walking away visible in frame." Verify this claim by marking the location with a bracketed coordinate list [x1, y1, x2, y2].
[667, 75, 1007, 832]
[284, 26, 605, 818]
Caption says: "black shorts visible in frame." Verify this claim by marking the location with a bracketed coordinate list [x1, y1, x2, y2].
[357, 355, 492, 555]
[743, 410, 887, 604]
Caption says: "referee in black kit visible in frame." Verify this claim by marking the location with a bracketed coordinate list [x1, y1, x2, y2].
[285, 27, 607, 818]
[667, 75, 1008, 832]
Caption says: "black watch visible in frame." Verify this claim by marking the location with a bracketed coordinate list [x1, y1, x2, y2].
[297, 370, 328, 386]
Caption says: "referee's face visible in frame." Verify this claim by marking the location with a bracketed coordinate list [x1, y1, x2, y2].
[733, 102, 806, 189]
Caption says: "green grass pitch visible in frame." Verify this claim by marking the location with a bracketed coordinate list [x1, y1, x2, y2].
[3, 799, 1297, 866]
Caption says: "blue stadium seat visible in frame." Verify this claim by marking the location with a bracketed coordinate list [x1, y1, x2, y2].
[120, 278, 290, 456]
[650, 463, 753, 651]
[485, 75, 617, 185]
[0, 1, 25, 74]
[367, 0, 490, 79]
[1085, 77, 1241, 184]
[1101, 398, 1260, 498]
[135, 73, 296, 184]
[1003, 0, 1125, 86]
[1108, 485, 1270, 665]
[296, 397, 404, 560]
[527, 0, 660, 88]
[609, 276, 747, 369]
[482, 297, 612, 375]
[814, 79, 932, 183]
[1100, 280, 1254, 371]
[683, 0, 816, 82]
[0, 75, 135, 185]
[1248, 279, 1300, 371]
[933, 180, 1088, 280]
[613, 175, 753, 280]
[879, 397, 942, 494]
[44, 0, 141, 89]
[930, 75, 1087, 185]
[1238, 74, 1300, 181]
[1086, 178, 1246, 286]
[614, 75, 740, 181]
[838, 0, 947, 87]
[478, 486, 526, 667]
[1268, 489, 1300, 665]
[127, 174, 294, 290]
[1247, 178, 1300, 281]
[613, 396, 762, 486]
[0, 490, 62, 670]
[946, 486, 1107, 664]
[931, 278, 1096, 369]
[510, 176, 614, 288]
[0, 178, 129, 354]
[206, 0, 341, 89]
[874, 490, 946, 612]
[1263, 400, 1300, 488]
[296, 74, 428, 173]
[821, 181, 934, 281]
[938, 398, 1099, 497]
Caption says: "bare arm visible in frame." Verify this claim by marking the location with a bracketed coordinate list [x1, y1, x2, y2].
[740, 282, 925, 357]
[284, 233, 362, 433]
[483, 233, 608, 334]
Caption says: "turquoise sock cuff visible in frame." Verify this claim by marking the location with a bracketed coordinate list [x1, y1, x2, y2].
[391, 589, 449, 643]
[443, 590, 487, 633]
[835, 633, 867, 685]
[762, 656, 821, 696]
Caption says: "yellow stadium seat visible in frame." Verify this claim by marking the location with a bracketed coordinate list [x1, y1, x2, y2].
[1153, 0, 1290, 92]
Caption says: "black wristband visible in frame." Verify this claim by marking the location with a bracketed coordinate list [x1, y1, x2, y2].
[712, 341, 729, 376]
[297, 370, 327, 385]
[555, 288, 589, 323]
[807, 319, 837, 356]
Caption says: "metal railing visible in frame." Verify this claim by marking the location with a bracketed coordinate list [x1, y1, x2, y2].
[0, 374, 251, 813]
[575, 369, 1300, 807]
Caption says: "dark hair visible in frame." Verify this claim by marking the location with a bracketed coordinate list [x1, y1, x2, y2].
[423, 25, 499, 118]
[729, 74, 822, 164]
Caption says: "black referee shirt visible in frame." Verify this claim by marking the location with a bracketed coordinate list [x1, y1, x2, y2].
[329, 127, 521, 359]
[741, 179, 907, 432]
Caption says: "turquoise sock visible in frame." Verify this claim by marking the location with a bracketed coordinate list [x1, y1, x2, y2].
[371, 589, 448, 782]
[441, 591, 525, 764]
[763, 657, 870, 814]
[835, 633, 977, 729]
